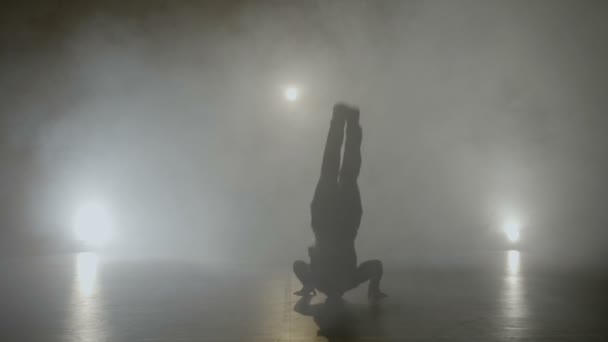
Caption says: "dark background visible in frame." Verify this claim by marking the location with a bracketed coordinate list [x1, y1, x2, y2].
[1, 0, 607, 264]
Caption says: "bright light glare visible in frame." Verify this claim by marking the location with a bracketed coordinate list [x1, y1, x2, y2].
[73, 202, 114, 247]
[507, 250, 520, 275]
[504, 220, 521, 242]
[284, 86, 298, 101]
[75, 252, 99, 296]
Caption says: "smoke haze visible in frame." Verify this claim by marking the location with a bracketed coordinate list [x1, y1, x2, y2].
[1, 0, 607, 264]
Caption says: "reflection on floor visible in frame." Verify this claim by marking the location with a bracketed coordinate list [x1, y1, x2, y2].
[0, 251, 607, 341]
[69, 252, 105, 342]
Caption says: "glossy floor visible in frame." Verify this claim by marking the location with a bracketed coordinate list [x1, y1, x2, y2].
[1, 251, 606, 341]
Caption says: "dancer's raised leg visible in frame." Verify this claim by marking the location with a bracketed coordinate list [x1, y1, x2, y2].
[310, 105, 346, 231]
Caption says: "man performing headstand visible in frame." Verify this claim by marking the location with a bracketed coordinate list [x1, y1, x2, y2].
[293, 103, 387, 301]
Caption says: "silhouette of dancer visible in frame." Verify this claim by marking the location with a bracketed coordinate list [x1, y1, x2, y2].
[293, 103, 387, 301]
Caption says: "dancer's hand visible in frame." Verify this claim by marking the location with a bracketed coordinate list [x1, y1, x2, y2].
[294, 287, 317, 297]
[368, 290, 388, 302]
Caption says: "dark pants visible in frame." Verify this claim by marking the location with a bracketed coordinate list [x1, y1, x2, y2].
[310, 114, 362, 237]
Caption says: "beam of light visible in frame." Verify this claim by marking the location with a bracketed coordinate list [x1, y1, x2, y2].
[284, 86, 299, 102]
[503, 220, 521, 243]
[72, 201, 114, 247]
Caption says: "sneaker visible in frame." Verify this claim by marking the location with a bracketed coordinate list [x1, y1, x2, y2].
[347, 107, 360, 126]
[332, 103, 352, 122]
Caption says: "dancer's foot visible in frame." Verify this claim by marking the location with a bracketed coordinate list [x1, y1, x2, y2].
[347, 107, 360, 126]
[335, 103, 359, 124]
[333, 103, 352, 122]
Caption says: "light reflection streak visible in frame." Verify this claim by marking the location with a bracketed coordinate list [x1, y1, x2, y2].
[507, 250, 520, 275]
[501, 250, 528, 334]
[69, 252, 105, 342]
[76, 252, 99, 296]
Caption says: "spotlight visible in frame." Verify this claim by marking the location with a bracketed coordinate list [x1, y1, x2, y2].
[284, 86, 298, 102]
[72, 202, 114, 247]
[503, 220, 521, 243]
